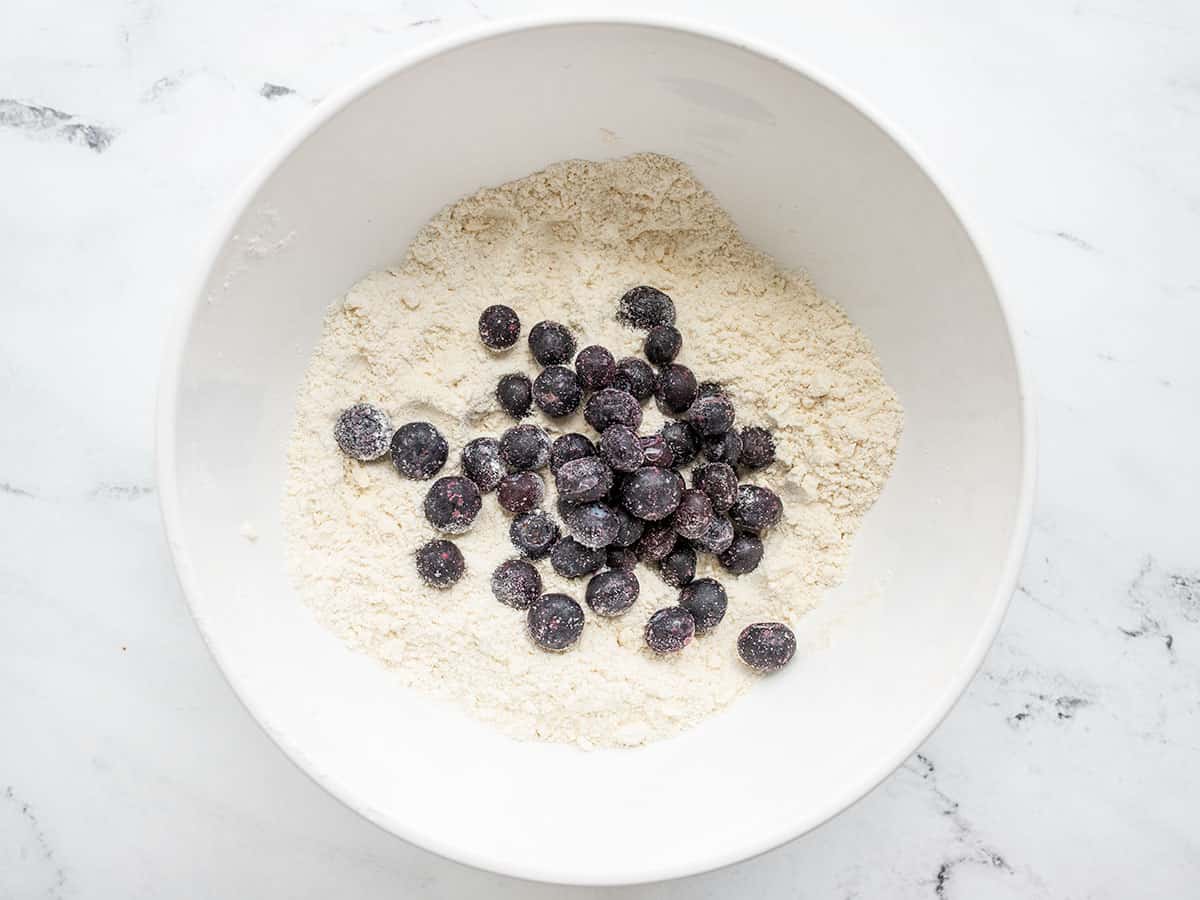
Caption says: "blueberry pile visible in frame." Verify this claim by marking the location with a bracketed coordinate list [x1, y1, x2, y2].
[331, 287, 797, 671]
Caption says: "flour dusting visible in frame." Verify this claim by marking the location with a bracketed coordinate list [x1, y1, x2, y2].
[284, 154, 902, 747]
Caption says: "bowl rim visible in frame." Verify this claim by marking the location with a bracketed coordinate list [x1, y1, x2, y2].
[156, 12, 1037, 886]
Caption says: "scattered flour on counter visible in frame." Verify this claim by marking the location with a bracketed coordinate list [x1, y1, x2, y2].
[284, 153, 903, 748]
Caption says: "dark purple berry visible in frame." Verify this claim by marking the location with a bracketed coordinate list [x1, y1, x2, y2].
[584, 388, 642, 432]
[575, 345, 616, 391]
[672, 488, 714, 540]
[607, 547, 637, 571]
[611, 506, 645, 548]
[390, 422, 448, 479]
[688, 393, 736, 436]
[693, 462, 738, 512]
[599, 424, 644, 473]
[679, 578, 727, 632]
[645, 606, 695, 653]
[617, 285, 676, 330]
[334, 403, 392, 461]
[527, 593, 584, 652]
[740, 427, 776, 469]
[478, 304, 520, 350]
[554, 456, 614, 503]
[697, 381, 726, 400]
[423, 476, 482, 533]
[497, 471, 544, 514]
[658, 543, 696, 588]
[704, 430, 742, 466]
[693, 514, 735, 554]
[491, 558, 542, 609]
[532, 365, 582, 417]
[414, 539, 464, 588]
[621, 466, 683, 521]
[635, 522, 677, 562]
[737, 622, 796, 671]
[496, 373, 533, 419]
[549, 537, 606, 578]
[499, 424, 550, 472]
[719, 532, 763, 575]
[550, 433, 596, 473]
[509, 510, 559, 559]
[560, 501, 621, 549]
[731, 484, 784, 532]
[656, 364, 698, 414]
[644, 325, 682, 366]
[461, 437, 504, 493]
[528, 321, 576, 366]
[659, 421, 700, 466]
[585, 569, 640, 617]
[638, 434, 674, 468]
[613, 357, 656, 401]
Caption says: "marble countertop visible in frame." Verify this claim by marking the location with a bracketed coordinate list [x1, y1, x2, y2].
[3, 1, 1198, 896]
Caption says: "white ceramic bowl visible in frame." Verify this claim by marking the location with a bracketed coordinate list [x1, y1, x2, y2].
[158, 17, 1034, 886]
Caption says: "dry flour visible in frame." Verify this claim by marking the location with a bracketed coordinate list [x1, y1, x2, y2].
[284, 154, 902, 748]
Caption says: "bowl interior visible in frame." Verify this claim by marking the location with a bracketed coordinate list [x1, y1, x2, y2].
[161, 21, 1029, 885]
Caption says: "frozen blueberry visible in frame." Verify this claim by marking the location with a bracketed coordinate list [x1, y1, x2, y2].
[637, 433, 674, 469]
[509, 509, 559, 559]
[688, 394, 736, 436]
[659, 421, 700, 466]
[575, 345, 616, 391]
[528, 321, 576, 365]
[658, 543, 696, 588]
[585, 569, 640, 617]
[671, 488, 714, 540]
[693, 514, 735, 554]
[656, 364, 698, 414]
[613, 357, 656, 401]
[461, 437, 505, 493]
[390, 422, 449, 479]
[414, 539, 465, 588]
[560, 501, 621, 549]
[532, 365, 582, 418]
[692, 462, 738, 512]
[550, 433, 596, 473]
[645, 606, 695, 654]
[610, 506, 645, 548]
[478, 304, 521, 350]
[737, 622, 797, 671]
[554, 455, 614, 503]
[496, 373, 533, 419]
[491, 558, 542, 609]
[617, 285, 676, 330]
[704, 430, 743, 466]
[679, 578, 727, 632]
[731, 484, 784, 532]
[500, 424, 551, 472]
[697, 381, 726, 400]
[527, 593, 585, 652]
[497, 471, 544, 514]
[423, 476, 482, 534]
[621, 466, 683, 521]
[549, 537, 606, 579]
[584, 388, 643, 432]
[607, 547, 637, 571]
[740, 427, 776, 470]
[644, 325, 682, 366]
[719, 532, 764, 575]
[599, 424, 644, 473]
[334, 403, 392, 461]
[635, 522, 677, 562]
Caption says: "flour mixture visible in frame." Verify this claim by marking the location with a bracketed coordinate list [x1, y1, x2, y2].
[284, 153, 902, 747]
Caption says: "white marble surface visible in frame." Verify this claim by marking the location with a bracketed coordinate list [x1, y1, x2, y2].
[2, 0, 1198, 896]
